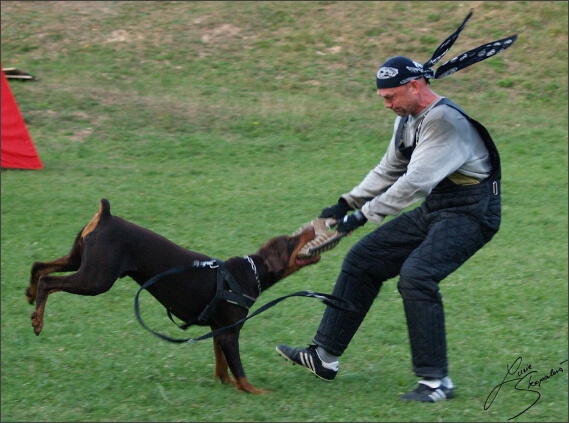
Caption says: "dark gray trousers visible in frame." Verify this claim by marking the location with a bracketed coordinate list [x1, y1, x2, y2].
[313, 180, 500, 378]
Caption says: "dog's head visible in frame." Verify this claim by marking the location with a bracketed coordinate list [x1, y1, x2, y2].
[256, 223, 321, 284]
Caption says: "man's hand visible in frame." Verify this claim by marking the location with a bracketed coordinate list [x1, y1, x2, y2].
[336, 210, 367, 234]
[319, 198, 352, 220]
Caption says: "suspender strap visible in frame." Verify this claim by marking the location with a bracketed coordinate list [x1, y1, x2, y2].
[436, 98, 501, 182]
[395, 117, 413, 160]
[395, 98, 501, 191]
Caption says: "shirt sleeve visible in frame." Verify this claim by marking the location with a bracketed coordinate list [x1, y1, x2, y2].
[340, 117, 407, 210]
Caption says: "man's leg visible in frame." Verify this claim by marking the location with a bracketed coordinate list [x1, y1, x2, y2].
[398, 212, 488, 401]
[277, 210, 427, 378]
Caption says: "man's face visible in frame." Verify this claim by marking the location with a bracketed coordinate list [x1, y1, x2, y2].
[377, 83, 417, 117]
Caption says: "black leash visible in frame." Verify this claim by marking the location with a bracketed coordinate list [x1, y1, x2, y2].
[134, 262, 357, 345]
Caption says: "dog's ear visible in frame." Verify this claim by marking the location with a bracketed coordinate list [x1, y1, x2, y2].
[257, 237, 289, 276]
[263, 252, 287, 276]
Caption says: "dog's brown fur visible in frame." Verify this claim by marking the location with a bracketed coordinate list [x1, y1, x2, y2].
[26, 198, 320, 394]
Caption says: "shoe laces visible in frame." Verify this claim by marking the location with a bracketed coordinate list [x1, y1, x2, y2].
[414, 383, 437, 395]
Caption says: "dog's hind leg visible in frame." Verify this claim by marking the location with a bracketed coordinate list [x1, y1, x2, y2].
[26, 230, 84, 305]
[31, 262, 121, 336]
[28, 199, 106, 305]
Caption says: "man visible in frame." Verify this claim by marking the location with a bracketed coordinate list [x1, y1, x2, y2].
[276, 11, 517, 402]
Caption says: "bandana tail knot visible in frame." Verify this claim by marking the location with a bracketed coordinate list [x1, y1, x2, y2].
[425, 9, 518, 81]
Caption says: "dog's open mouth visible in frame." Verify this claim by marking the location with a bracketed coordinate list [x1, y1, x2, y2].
[296, 254, 321, 267]
[295, 218, 343, 261]
[293, 224, 322, 267]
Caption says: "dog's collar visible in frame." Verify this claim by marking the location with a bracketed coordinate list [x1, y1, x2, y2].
[244, 255, 262, 296]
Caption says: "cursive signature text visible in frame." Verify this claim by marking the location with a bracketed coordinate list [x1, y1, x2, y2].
[484, 356, 567, 421]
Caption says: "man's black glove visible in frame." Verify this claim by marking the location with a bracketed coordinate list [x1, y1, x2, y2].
[319, 197, 352, 220]
[336, 210, 367, 234]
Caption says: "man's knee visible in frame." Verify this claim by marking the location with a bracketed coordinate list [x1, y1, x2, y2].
[398, 267, 441, 303]
[342, 247, 364, 272]
[342, 239, 398, 283]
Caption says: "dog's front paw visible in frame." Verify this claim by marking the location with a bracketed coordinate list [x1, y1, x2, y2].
[235, 378, 271, 394]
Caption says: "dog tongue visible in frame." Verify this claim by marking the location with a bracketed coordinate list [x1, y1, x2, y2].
[296, 255, 321, 267]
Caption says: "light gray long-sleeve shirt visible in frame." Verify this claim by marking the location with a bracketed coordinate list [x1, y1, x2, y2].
[341, 97, 492, 225]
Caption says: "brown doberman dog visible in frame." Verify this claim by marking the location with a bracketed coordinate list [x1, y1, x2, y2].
[26, 198, 321, 394]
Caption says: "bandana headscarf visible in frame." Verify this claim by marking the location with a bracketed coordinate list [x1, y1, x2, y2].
[376, 10, 518, 89]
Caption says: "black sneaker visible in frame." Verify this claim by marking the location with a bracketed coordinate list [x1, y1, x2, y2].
[400, 377, 455, 402]
[276, 344, 338, 381]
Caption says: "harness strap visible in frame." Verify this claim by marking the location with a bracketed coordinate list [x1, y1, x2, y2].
[134, 263, 358, 345]
[186, 290, 357, 345]
[135, 259, 256, 332]
[197, 260, 255, 324]
[140, 289, 358, 345]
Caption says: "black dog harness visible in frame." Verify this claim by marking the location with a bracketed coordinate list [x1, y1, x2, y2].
[134, 257, 357, 344]
[190, 258, 257, 325]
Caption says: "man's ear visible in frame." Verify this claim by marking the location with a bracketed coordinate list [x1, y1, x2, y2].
[408, 79, 422, 94]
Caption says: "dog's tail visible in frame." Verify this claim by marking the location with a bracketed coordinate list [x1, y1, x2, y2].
[99, 198, 112, 220]
[81, 198, 112, 238]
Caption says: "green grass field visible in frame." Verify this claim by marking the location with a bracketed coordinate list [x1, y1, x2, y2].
[1, 1, 567, 422]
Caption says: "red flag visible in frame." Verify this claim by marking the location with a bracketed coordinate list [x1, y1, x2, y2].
[1, 68, 43, 169]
